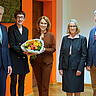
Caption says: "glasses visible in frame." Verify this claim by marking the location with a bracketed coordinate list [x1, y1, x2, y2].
[16, 16, 24, 20]
[69, 26, 77, 28]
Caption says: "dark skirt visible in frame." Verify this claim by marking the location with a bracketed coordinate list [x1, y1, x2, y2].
[62, 67, 84, 93]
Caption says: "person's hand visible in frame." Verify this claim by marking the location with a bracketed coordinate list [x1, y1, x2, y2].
[23, 52, 36, 56]
[59, 70, 63, 76]
[8, 66, 12, 75]
[42, 47, 45, 53]
[76, 70, 81, 76]
[86, 66, 90, 71]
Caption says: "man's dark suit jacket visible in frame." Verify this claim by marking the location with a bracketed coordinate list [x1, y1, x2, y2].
[59, 35, 87, 72]
[87, 27, 96, 67]
[0, 24, 11, 70]
[0, 24, 11, 96]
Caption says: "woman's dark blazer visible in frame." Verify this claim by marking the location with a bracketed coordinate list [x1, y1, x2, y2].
[30, 31, 56, 65]
[59, 35, 87, 72]
[8, 24, 29, 74]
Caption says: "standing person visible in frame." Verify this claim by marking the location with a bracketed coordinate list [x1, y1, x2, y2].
[86, 10, 96, 96]
[30, 16, 56, 96]
[59, 19, 87, 96]
[0, 6, 12, 96]
[8, 10, 29, 96]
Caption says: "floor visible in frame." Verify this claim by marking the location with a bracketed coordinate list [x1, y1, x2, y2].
[26, 83, 93, 96]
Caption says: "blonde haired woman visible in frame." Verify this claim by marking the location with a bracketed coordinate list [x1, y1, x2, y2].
[30, 16, 56, 96]
[59, 19, 87, 96]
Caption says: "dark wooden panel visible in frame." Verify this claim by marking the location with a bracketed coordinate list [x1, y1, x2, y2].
[32, 0, 43, 38]
[32, 0, 43, 87]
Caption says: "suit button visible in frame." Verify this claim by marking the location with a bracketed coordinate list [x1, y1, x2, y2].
[19, 43, 21, 45]
[18, 57, 20, 59]
[23, 57, 25, 59]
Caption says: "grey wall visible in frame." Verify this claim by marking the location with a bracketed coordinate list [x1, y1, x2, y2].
[56, 0, 96, 84]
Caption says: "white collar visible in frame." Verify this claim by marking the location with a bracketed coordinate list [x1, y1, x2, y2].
[68, 34, 79, 39]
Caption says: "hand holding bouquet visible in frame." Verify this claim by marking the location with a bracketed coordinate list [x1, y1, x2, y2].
[21, 39, 44, 55]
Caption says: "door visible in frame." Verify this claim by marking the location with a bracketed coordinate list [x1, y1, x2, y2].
[32, 0, 43, 87]
[32, 0, 43, 38]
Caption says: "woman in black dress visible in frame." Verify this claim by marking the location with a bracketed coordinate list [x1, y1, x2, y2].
[59, 19, 87, 96]
[8, 10, 29, 96]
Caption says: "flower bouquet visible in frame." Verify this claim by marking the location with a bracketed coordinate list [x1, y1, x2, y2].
[21, 39, 44, 59]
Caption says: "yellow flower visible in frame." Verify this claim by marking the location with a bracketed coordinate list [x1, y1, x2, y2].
[37, 41, 40, 43]
[28, 47, 31, 50]
[35, 47, 38, 49]
[25, 43, 29, 46]
[34, 42, 38, 46]
[39, 43, 41, 46]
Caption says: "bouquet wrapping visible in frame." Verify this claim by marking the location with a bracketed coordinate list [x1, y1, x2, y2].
[21, 39, 44, 54]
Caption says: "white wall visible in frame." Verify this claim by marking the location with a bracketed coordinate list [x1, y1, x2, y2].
[56, 0, 96, 84]
[56, 0, 64, 82]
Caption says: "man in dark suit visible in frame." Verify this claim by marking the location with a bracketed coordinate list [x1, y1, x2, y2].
[87, 10, 96, 96]
[0, 6, 12, 96]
